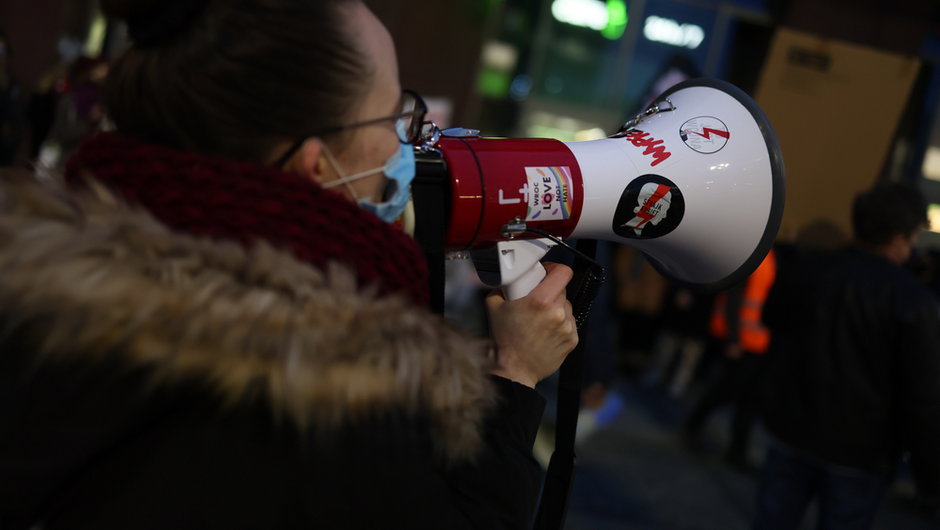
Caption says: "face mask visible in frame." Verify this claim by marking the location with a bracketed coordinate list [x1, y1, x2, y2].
[322, 123, 416, 224]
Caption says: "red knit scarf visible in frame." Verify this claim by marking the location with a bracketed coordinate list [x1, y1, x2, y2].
[65, 132, 430, 306]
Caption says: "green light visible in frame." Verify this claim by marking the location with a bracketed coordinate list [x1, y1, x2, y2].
[477, 69, 511, 98]
[601, 0, 628, 40]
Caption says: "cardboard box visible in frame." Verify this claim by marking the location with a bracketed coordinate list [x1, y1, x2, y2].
[754, 28, 921, 242]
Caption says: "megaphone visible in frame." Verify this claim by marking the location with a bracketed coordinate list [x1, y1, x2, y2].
[413, 78, 785, 300]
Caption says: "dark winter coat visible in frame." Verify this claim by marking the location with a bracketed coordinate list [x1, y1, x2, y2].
[0, 174, 545, 529]
[762, 246, 940, 495]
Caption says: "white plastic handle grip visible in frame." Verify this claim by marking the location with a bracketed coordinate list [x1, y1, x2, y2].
[505, 261, 546, 301]
[495, 238, 555, 300]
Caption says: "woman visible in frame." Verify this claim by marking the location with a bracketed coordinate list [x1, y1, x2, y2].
[0, 0, 578, 528]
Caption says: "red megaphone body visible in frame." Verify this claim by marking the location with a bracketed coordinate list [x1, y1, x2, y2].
[413, 78, 785, 299]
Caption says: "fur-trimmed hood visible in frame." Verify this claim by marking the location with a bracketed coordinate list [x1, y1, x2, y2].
[0, 172, 495, 462]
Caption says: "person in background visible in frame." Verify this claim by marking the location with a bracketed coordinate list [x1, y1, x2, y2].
[0, 1, 579, 528]
[26, 56, 72, 162]
[681, 248, 776, 469]
[612, 245, 668, 373]
[754, 183, 940, 529]
[37, 56, 109, 169]
[641, 281, 713, 399]
[0, 29, 25, 166]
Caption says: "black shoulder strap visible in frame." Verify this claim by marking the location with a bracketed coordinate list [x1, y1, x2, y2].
[412, 149, 449, 314]
[533, 239, 605, 530]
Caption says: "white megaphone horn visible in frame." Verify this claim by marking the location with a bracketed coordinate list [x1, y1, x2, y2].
[412, 78, 786, 300]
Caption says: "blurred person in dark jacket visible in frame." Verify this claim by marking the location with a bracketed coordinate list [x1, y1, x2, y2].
[754, 183, 940, 529]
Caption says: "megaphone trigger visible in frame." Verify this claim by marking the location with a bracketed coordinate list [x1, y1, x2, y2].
[471, 238, 556, 300]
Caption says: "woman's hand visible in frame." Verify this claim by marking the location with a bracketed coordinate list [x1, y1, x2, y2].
[486, 262, 579, 388]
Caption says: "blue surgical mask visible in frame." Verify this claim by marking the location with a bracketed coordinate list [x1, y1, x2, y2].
[322, 124, 416, 224]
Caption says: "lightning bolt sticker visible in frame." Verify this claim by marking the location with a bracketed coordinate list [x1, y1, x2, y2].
[679, 117, 730, 154]
[689, 127, 731, 140]
[628, 183, 671, 231]
[613, 175, 685, 240]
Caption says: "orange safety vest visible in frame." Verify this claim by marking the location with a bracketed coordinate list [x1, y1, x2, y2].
[709, 248, 777, 354]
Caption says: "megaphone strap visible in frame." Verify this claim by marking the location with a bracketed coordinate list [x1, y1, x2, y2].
[523, 226, 605, 272]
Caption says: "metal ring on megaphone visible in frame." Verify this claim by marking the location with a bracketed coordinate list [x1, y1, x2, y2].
[500, 216, 528, 239]
[417, 120, 441, 152]
[614, 98, 677, 135]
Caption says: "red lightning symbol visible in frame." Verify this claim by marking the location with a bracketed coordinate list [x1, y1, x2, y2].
[689, 127, 730, 140]
[634, 184, 671, 228]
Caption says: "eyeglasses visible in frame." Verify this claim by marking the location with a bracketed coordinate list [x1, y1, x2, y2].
[275, 89, 428, 167]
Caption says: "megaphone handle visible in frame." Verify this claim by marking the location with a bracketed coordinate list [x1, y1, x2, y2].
[505, 261, 546, 301]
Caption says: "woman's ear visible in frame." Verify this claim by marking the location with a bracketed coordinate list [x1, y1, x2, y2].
[284, 138, 329, 184]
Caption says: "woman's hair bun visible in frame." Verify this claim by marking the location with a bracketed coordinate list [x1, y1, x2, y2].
[100, 0, 208, 48]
